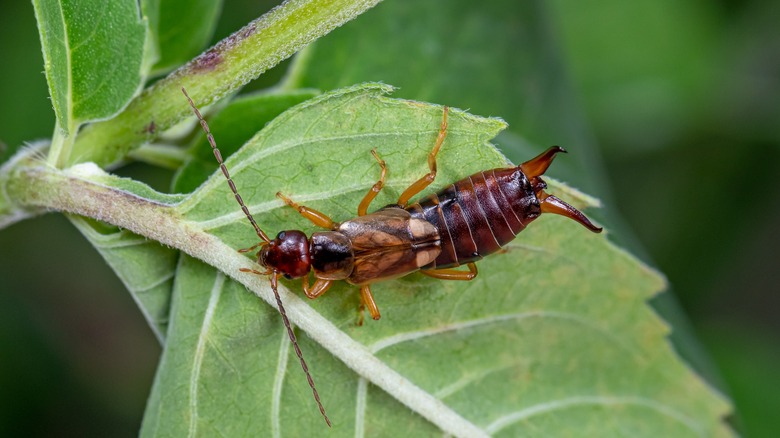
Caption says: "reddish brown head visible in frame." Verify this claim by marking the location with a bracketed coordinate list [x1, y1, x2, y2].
[519, 146, 602, 233]
[258, 230, 312, 279]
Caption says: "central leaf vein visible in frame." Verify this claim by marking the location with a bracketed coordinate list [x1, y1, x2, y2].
[485, 395, 704, 435]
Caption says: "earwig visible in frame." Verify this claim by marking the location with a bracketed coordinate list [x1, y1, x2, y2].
[182, 88, 602, 426]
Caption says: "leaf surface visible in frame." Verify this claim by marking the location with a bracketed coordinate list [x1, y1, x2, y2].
[70, 216, 178, 342]
[142, 0, 224, 75]
[140, 84, 730, 436]
[172, 88, 319, 194]
[32, 0, 146, 133]
[293, 1, 602, 194]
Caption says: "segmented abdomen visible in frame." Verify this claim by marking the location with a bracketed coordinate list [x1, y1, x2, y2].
[405, 167, 540, 269]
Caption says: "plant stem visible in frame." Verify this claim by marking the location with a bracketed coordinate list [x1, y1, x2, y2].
[48, 120, 75, 168]
[67, 0, 383, 168]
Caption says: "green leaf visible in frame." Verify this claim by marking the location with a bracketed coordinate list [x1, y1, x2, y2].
[140, 84, 730, 435]
[292, 1, 603, 195]
[32, 0, 146, 136]
[49, 169, 186, 342]
[291, 0, 733, 408]
[69, 216, 178, 342]
[143, 0, 224, 76]
[172, 88, 319, 193]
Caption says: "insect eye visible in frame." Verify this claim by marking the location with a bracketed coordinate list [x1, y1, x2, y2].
[277, 231, 286, 240]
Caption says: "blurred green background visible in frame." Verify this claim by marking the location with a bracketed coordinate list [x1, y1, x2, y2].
[1, 0, 778, 436]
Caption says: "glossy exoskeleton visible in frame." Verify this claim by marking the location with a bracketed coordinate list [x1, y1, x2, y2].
[183, 88, 602, 427]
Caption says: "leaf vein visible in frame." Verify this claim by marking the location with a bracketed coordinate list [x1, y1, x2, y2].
[192, 180, 416, 231]
[181, 130, 448, 215]
[188, 273, 225, 437]
[354, 377, 368, 438]
[484, 395, 705, 435]
[369, 311, 633, 355]
[272, 326, 290, 438]
[130, 271, 175, 293]
[434, 362, 519, 400]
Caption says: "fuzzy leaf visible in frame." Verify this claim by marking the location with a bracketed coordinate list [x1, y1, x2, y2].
[140, 84, 730, 436]
[172, 88, 319, 194]
[32, 0, 146, 133]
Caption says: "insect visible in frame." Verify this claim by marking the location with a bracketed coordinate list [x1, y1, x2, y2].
[182, 88, 602, 426]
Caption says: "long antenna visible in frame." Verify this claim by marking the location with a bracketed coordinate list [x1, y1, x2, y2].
[182, 88, 331, 427]
[270, 274, 331, 427]
[181, 87, 270, 244]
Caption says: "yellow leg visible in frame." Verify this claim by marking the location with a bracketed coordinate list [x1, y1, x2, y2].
[237, 241, 265, 254]
[396, 106, 449, 207]
[357, 149, 387, 216]
[301, 275, 334, 299]
[419, 262, 478, 281]
[358, 284, 381, 324]
[277, 192, 338, 230]
[240, 267, 271, 276]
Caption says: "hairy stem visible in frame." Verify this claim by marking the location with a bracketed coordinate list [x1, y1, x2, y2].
[66, 0, 383, 168]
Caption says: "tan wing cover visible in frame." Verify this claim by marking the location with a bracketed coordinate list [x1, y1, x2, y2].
[338, 207, 441, 285]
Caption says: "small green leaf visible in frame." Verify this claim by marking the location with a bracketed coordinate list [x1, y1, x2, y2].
[33, 0, 146, 133]
[144, 0, 224, 76]
[139, 84, 730, 435]
[139, 0, 160, 69]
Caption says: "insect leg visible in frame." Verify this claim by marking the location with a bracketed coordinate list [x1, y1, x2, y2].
[419, 262, 478, 281]
[239, 267, 272, 276]
[357, 149, 387, 216]
[237, 241, 265, 254]
[359, 285, 381, 321]
[396, 106, 449, 207]
[301, 275, 335, 299]
[276, 192, 338, 230]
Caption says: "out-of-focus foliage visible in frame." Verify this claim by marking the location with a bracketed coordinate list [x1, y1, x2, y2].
[550, 1, 780, 435]
[1, 0, 777, 436]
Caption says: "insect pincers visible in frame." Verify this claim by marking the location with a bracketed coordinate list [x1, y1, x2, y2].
[182, 87, 601, 427]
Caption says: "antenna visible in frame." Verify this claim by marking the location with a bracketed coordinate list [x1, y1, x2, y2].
[181, 87, 270, 244]
[182, 88, 331, 427]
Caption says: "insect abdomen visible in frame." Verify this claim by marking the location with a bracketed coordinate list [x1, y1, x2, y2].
[406, 167, 541, 269]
